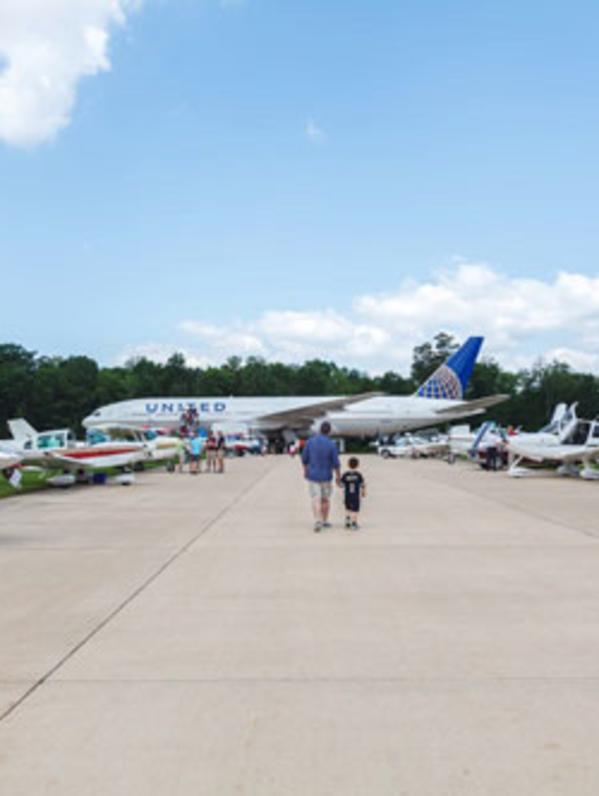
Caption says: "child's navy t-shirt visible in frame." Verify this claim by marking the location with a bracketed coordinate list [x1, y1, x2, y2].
[340, 471, 364, 510]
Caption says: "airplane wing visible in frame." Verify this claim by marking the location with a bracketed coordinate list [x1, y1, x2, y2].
[508, 442, 599, 464]
[20, 447, 143, 472]
[434, 394, 510, 416]
[19, 452, 82, 472]
[257, 392, 383, 425]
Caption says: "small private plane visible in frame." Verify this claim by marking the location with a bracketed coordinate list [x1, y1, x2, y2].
[1, 419, 146, 487]
[508, 403, 599, 480]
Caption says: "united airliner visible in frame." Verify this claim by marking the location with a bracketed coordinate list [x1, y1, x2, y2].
[83, 337, 508, 439]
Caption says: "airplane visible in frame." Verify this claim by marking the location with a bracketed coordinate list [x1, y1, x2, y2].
[2, 419, 146, 486]
[86, 425, 180, 464]
[508, 403, 599, 480]
[83, 336, 509, 440]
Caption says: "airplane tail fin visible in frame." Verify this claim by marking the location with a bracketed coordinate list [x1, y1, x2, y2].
[415, 336, 483, 400]
[8, 418, 37, 443]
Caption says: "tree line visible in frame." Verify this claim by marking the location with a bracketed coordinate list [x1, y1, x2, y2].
[1, 333, 599, 435]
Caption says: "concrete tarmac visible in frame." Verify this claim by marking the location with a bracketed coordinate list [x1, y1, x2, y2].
[1, 456, 599, 794]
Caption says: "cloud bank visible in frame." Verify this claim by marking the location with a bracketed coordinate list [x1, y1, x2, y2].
[0, 0, 141, 147]
[120, 262, 599, 374]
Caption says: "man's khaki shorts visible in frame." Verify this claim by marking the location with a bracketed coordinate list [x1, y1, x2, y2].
[308, 481, 333, 499]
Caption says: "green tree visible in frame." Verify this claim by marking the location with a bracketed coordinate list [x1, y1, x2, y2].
[0, 344, 36, 430]
[411, 332, 459, 385]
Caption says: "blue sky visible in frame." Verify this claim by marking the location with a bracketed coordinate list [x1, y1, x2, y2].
[2, 0, 599, 372]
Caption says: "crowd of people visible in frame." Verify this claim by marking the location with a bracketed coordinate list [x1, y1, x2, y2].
[173, 426, 227, 475]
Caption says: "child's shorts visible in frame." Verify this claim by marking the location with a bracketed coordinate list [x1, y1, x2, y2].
[344, 496, 360, 512]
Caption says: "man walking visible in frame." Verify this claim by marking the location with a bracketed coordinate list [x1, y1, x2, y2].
[301, 421, 341, 532]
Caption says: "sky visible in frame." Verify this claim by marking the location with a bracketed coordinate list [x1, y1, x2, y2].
[2, 0, 599, 374]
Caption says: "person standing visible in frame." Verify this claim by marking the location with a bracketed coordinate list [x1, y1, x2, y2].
[205, 433, 217, 473]
[188, 431, 204, 475]
[483, 429, 502, 471]
[301, 421, 341, 533]
[216, 432, 226, 473]
[176, 436, 187, 473]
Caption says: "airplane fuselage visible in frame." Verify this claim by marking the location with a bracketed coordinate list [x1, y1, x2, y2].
[83, 395, 485, 438]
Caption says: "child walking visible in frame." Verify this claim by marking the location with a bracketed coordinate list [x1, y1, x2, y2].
[340, 457, 366, 530]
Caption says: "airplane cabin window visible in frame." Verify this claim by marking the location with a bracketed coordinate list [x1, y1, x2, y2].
[88, 430, 108, 445]
[563, 421, 591, 446]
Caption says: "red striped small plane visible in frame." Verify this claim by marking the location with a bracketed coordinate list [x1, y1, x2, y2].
[3, 419, 146, 486]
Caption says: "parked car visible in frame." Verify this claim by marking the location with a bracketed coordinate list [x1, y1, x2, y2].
[376, 434, 447, 459]
[225, 435, 266, 456]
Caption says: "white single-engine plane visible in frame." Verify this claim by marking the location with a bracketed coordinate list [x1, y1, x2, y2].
[508, 403, 599, 480]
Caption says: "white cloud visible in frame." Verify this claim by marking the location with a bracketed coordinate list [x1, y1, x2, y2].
[355, 263, 599, 355]
[544, 348, 599, 372]
[180, 320, 266, 355]
[305, 117, 325, 143]
[0, 0, 142, 148]
[120, 262, 599, 375]
[259, 310, 349, 343]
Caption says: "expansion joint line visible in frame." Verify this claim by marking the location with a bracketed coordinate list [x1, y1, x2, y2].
[0, 462, 276, 725]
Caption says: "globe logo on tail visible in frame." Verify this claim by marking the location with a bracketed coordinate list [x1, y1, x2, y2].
[417, 364, 463, 400]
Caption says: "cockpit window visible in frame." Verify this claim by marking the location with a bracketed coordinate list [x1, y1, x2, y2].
[562, 421, 591, 446]
[38, 433, 65, 449]
[87, 429, 109, 445]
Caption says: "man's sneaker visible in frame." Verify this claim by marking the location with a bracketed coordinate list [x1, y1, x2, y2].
[314, 521, 322, 533]
[322, 521, 332, 529]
